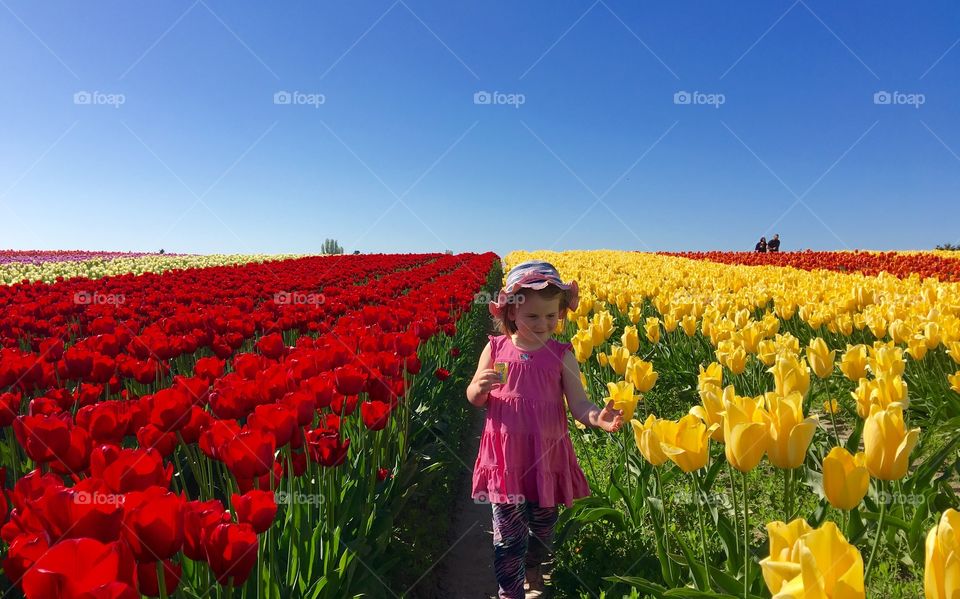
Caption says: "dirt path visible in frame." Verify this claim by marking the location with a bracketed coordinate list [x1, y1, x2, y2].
[438, 406, 499, 599]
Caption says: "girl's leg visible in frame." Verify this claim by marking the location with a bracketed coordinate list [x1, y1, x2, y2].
[525, 502, 559, 570]
[492, 502, 529, 599]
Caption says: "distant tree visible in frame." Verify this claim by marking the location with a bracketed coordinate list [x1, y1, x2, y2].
[322, 239, 344, 255]
[935, 243, 959, 251]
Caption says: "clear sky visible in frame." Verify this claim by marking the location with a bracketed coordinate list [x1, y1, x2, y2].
[1, 1, 957, 256]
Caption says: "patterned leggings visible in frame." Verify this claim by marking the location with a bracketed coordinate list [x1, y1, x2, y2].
[491, 501, 559, 599]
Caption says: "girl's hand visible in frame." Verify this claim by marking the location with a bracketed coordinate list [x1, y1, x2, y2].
[597, 400, 624, 433]
[472, 369, 502, 396]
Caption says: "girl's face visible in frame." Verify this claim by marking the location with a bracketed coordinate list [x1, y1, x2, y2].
[510, 292, 561, 345]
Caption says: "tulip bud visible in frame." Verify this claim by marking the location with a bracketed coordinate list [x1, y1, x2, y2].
[863, 404, 920, 481]
[823, 447, 869, 510]
[806, 337, 836, 379]
[925, 508, 960, 599]
[621, 326, 640, 354]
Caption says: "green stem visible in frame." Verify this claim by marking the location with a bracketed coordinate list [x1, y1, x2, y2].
[865, 481, 888, 580]
[727, 461, 741, 556]
[157, 560, 168, 599]
[693, 472, 713, 591]
[742, 471, 750, 599]
[655, 467, 674, 582]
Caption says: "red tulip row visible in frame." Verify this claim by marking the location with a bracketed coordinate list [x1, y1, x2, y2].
[0, 252, 497, 598]
[660, 250, 960, 281]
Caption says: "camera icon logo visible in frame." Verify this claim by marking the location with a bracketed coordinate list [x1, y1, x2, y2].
[474, 91, 492, 105]
[673, 91, 692, 105]
[73, 291, 92, 305]
[873, 91, 892, 105]
[274, 91, 292, 105]
[74, 91, 92, 105]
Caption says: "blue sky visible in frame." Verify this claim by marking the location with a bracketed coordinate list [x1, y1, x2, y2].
[1, 1, 958, 256]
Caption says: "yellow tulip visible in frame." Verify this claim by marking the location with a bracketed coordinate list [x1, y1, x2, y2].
[644, 317, 661, 344]
[607, 345, 630, 375]
[571, 329, 594, 363]
[907, 334, 929, 360]
[863, 403, 920, 481]
[851, 375, 909, 418]
[823, 399, 840, 414]
[662, 312, 679, 333]
[680, 314, 698, 337]
[924, 321, 942, 350]
[822, 447, 869, 510]
[949, 371, 960, 394]
[604, 381, 639, 421]
[760, 518, 814, 593]
[716, 339, 748, 375]
[593, 311, 615, 341]
[625, 356, 658, 393]
[741, 322, 765, 354]
[630, 415, 668, 466]
[760, 520, 864, 598]
[577, 315, 589, 330]
[765, 392, 818, 470]
[697, 362, 723, 391]
[947, 341, 960, 365]
[722, 393, 770, 472]
[658, 414, 717, 473]
[925, 508, 960, 599]
[589, 322, 606, 347]
[757, 339, 778, 367]
[768, 354, 811, 398]
[596, 351, 608, 368]
[840, 344, 868, 381]
[621, 325, 640, 353]
[627, 304, 642, 324]
[888, 319, 912, 345]
[868, 344, 906, 379]
[690, 383, 732, 442]
[805, 337, 836, 379]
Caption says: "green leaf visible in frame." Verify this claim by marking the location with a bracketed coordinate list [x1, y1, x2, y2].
[602, 576, 667, 598]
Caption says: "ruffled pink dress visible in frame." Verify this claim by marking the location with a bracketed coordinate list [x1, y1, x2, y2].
[471, 334, 591, 508]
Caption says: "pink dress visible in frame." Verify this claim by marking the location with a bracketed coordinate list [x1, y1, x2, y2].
[471, 334, 591, 508]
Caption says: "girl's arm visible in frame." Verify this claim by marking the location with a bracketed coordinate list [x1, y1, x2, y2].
[561, 350, 623, 432]
[466, 342, 499, 407]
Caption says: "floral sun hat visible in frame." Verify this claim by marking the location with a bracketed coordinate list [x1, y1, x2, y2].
[488, 260, 579, 319]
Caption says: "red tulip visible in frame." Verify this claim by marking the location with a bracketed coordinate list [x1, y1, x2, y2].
[90, 445, 172, 493]
[257, 333, 287, 359]
[21, 538, 137, 599]
[13, 413, 71, 463]
[183, 499, 227, 561]
[306, 429, 350, 467]
[121, 486, 185, 561]
[434, 367, 450, 381]
[334, 364, 366, 396]
[203, 522, 259, 585]
[222, 428, 276, 479]
[360, 400, 392, 431]
[232, 489, 278, 533]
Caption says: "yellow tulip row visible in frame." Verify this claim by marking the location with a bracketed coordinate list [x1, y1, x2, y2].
[505, 250, 960, 597]
[0, 254, 303, 285]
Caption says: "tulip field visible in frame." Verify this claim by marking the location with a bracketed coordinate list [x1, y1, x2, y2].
[510, 250, 960, 598]
[1, 248, 959, 598]
[0, 250, 499, 598]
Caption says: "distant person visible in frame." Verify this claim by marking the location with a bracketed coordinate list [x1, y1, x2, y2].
[755, 236, 767, 253]
[768, 234, 780, 252]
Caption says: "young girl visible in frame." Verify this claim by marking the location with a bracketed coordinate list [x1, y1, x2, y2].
[466, 260, 623, 599]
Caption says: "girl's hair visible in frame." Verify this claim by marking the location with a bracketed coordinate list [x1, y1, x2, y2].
[493, 284, 570, 335]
